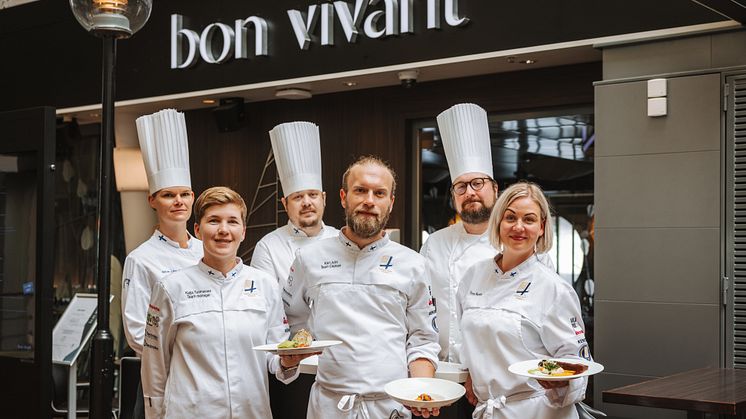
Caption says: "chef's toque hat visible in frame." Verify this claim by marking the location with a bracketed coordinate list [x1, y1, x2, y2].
[136, 109, 192, 194]
[436, 103, 494, 182]
[269, 121, 323, 197]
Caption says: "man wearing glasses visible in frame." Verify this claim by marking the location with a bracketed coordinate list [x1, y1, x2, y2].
[421, 104, 552, 417]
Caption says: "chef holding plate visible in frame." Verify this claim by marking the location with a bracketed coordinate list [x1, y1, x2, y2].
[456, 181, 593, 419]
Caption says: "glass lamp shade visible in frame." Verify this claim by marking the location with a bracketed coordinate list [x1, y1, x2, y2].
[70, 0, 152, 37]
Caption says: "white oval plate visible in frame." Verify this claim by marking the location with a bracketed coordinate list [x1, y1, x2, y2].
[253, 339, 342, 355]
[384, 377, 465, 409]
[508, 358, 604, 381]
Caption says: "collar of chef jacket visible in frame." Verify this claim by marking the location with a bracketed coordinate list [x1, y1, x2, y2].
[337, 228, 390, 253]
[286, 220, 330, 238]
[197, 257, 244, 280]
[493, 252, 542, 279]
[154, 229, 198, 250]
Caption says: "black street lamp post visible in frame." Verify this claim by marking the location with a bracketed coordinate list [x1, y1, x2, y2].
[69, 1, 151, 417]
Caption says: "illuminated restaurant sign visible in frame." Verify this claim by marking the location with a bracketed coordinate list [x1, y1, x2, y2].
[171, 0, 470, 69]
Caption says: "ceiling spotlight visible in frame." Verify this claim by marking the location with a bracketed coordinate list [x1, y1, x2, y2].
[202, 99, 216, 105]
[506, 56, 516, 63]
[520, 59, 537, 64]
[275, 88, 312, 100]
[343, 81, 358, 87]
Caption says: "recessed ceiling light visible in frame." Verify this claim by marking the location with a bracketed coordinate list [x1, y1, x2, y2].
[520, 59, 537, 64]
[202, 99, 216, 104]
[506, 56, 516, 63]
[343, 81, 358, 87]
[90, 113, 100, 117]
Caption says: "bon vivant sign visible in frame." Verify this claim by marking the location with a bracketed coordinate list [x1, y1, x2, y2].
[171, 0, 469, 69]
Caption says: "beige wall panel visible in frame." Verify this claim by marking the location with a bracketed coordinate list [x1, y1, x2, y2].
[711, 30, 746, 68]
[595, 151, 719, 229]
[594, 301, 719, 377]
[595, 74, 720, 157]
[602, 36, 711, 80]
[594, 227, 719, 304]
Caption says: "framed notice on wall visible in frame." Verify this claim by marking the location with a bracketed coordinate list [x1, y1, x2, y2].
[52, 293, 99, 365]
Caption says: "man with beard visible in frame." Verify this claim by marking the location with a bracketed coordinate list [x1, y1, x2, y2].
[284, 156, 441, 419]
[250, 121, 339, 419]
[422, 104, 553, 416]
[251, 121, 338, 290]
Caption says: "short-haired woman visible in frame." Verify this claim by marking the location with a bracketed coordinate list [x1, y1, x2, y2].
[457, 181, 591, 418]
[141, 186, 306, 419]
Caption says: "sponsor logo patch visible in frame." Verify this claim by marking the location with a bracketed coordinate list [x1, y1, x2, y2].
[570, 316, 585, 335]
[514, 281, 531, 299]
[379, 256, 394, 272]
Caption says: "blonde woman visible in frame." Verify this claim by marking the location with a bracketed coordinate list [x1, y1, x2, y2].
[456, 182, 590, 419]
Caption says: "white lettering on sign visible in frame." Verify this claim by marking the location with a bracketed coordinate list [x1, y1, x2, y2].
[171, 14, 268, 69]
[171, 0, 468, 67]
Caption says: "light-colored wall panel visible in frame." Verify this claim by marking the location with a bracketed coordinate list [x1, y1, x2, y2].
[594, 301, 719, 377]
[595, 227, 719, 304]
[595, 74, 720, 157]
[595, 151, 719, 229]
[711, 30, 746, 68]
[602, 36, 712, 80]
[594, 372, 687, 419]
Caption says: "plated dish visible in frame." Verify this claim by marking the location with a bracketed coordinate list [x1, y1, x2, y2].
[384, 377, 465, 409]
[508, 358, 603, 381]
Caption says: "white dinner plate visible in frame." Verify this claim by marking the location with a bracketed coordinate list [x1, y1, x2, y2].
[508, 358, 604, 381]
[253, 339, 342, 355]
[384, 377, 465, 409]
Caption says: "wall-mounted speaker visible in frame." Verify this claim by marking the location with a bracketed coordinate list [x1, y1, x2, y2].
[212, 97, 246, 132]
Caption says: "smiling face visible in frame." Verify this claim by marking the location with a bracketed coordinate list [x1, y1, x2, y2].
[282, 189, 326, 229]
[194, 203, 246, 266]
[340, 162, 395, 239]
[452, 172, 497, 225]
[499, 196, 545, 257]
[148, 187, 194, 225]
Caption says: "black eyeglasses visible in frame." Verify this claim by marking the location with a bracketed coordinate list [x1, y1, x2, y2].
[451, 177, 493, 195]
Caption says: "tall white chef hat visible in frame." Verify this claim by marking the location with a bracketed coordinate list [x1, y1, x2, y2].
[269, 121, 323, 197]
[136, 109, 192, 194]
[436, 103, 494, 182]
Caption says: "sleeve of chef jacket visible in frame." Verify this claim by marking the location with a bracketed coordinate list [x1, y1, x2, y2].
[250, 239, 276, 280]
[121, 255, 150, 356]
[141, 280, 177, 419]
[282, 251, 312, 335]
[405, 257, 440, 369]
[263, 274, 300, 383]
[540, 280, 590, 408]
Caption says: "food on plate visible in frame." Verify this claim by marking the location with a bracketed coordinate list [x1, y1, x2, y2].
[528, 359, 588, 377]
[415, 393, 433, 401]
[277, 329, 313, 349]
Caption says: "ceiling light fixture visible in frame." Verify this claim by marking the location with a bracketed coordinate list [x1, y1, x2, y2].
[275, 88, 312, 100]
[202, 99, 216, 105]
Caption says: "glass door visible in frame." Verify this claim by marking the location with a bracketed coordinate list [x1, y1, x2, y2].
[0, 107, 55, 418]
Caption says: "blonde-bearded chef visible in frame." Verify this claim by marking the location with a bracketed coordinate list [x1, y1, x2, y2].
[284, 156, 441, 419]
[456, 182, 590, 419]
[251, 121, 338, 294]
[121, 109, 203, 419]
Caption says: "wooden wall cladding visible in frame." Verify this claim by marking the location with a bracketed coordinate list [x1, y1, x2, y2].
[185, 62, 600, 256]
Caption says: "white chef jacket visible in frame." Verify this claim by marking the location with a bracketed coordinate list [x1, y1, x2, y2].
[141, 259, 294, 419]
[284, 230, 440, 419]
[250, 221, 338, 289]
[421, 222, 555, 362]
[122, 230, 203, 355]
[456, 254, 589, 419]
